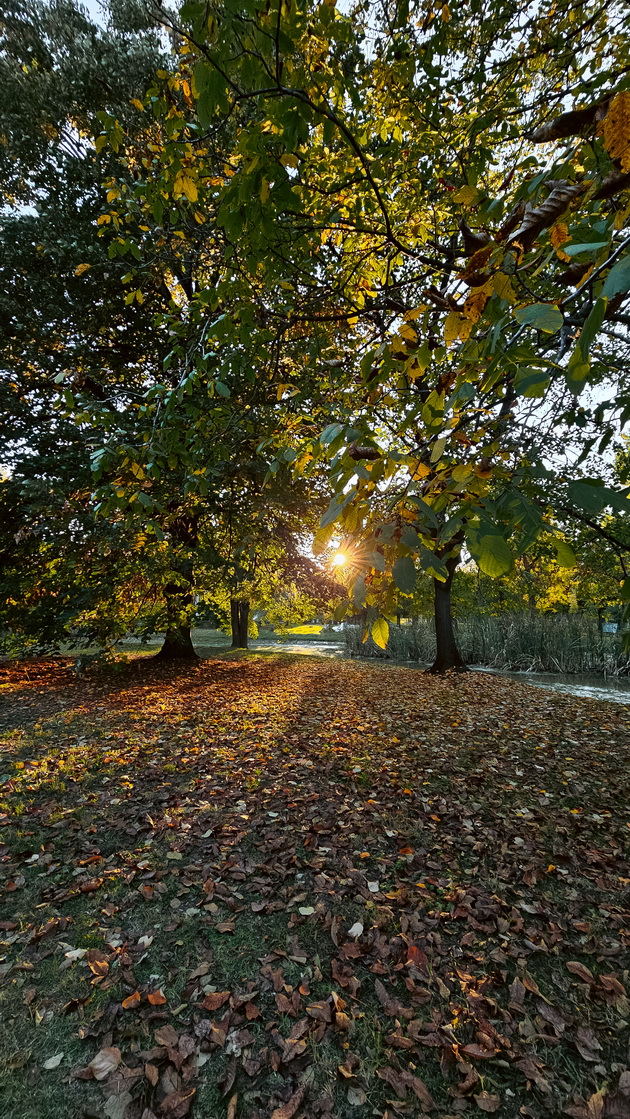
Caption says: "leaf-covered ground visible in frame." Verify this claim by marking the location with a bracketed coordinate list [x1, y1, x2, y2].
[0, 654, 629, 1119]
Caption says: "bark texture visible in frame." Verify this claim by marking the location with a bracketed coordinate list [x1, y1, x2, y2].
[230, 598, 250, 649]
[429, 548, 467, 673]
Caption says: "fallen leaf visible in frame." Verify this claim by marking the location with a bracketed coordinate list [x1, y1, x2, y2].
[202, 990, 231, 1011]
[567, 961, 595, 984]
[271, 1084, 306, 1119]
[347, 1085, 367, 1106]
[43, 1053, 64, 1070]
[87, 1046, 122, 1081]
[148, 989, 167, 1005]
[122, 990, 141, 1009]
[475, 1092, 501, 1112]
[574, 1025, 602, 1062]
[104, 1091, 133, 1119]
[86, 949, 109, 977]
[160, 1088, 196, 1117]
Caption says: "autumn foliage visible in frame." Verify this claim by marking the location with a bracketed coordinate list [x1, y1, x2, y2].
[0, 656, 629, 1118]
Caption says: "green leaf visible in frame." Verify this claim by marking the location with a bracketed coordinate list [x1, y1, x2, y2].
[214, 380, 231, 397]
[476, 534, 514, 577]
[554, 539, 576, 568]
[602, 253, 630, 299]
[565, 349, 590, 395]
[430, 435, 447, 463]
[620, 578, 630, 604]
[562, 241, 608, 256]
[515, 304, 564, 333]
[514, 367, 550, 398]
[353, 574, 366, 610]
[407, 495, 438, 529]
[392, 555, 416, 594]
[578, 297, 607, 358]
[320, 423, 344, 445]
[567, 480, 608, 514]
[371, 617, 389, 650]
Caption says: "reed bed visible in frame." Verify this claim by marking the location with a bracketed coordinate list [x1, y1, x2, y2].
[344, 614, 630, 675]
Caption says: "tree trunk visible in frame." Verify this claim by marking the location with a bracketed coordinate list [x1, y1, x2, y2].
[156, 579, 198, 660]
[230, 598, 250, 649]
[155, 512, 199, 661]
[429, 550, 466, 673]
[156, 622, 197, 660]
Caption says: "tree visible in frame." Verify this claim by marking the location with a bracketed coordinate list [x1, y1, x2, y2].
[94, 0, 630, 670]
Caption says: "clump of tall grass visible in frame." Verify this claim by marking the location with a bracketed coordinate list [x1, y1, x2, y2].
[344, 614, 630, 675]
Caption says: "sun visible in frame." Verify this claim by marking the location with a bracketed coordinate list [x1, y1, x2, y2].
[331, 552, 347, 567]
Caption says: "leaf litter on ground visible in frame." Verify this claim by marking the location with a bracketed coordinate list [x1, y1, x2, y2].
[0, 653, 629, 1119]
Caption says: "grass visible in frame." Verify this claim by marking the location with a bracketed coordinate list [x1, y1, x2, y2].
[0, 652, 628, 1119]
[346, 613, 630, 674]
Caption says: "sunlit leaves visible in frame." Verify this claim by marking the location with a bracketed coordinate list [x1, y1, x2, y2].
[371, 616, 389, 648]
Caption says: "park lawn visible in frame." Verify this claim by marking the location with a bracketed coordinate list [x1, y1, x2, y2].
[0, 655, 628, 1119]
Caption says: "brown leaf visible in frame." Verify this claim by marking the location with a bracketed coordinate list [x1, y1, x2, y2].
[160, 1088, 196, 1118]
[475, 1092, 501, 1113]
[377, 1066, 407, 1098]
[508, 976, 526, 1009]
[202, 990, 231, 1012]
[155, 1025, 179, 1047]
[462, 1044, 498, 1060]
[87, 1046, 121, 1081]
[227, 1095, 238, 1119]
[148, 989, 167, 1006]
[145, 1062, 159, 1087]
[86, 949, 109, 977]
[574, 1026, 602, 1062]
[122, 990, 141, 1010]
[587, 1090, 606, 1119]
[536, 1000, 566, 1034]
[402, 1070, 435, 1108]
[306, 1000, 331, 1023]
[271, 1084, 306, 1119]
[374, 979, 402, 1016]
[566, 961, 595, 984]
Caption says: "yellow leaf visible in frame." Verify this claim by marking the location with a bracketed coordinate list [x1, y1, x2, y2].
[398, 322, 417, 342]
[550, 221, 571, 262]
[130, 98, 144, 111]
[194, 211, 206, 224]
[260, 178, 270, 203]
[602, 91, 630, 173]
[463, 289, 489, 323]
[492, 272, 516, 303]
[280, 153, 299, 168]
[156, 70, 169, 79]
[441, 3, 451, 20]
[106, 189, 119, 202]
[74, 263, 91, 276]
[444, 311, 472, 345]
[371, 618, 389, 649]
[411, 461, 431, 479]
[453, 185, 479, 206]
[403, 306, 424, 321]
[407, 361, 424, 382]
[452, 463, 473, 482]
[173, 171, 198, 202]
